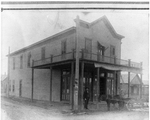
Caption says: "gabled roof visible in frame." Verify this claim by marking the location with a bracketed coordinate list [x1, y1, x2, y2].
[79, 15, 125, 40]
[8, 27, 76, 56]
[120, 74, 142, 85]
[8, 16, 124, 57]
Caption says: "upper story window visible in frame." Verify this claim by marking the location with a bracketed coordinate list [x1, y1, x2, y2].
[13, 57, 15, 70]
[20, 55, 23, 69]
[85, 38, 92, 53]
[41, 47, 45, 60]
[27, 52, 31, 67]
[61, 40, 67, 54]
[13, 80, 15, 92]
[9, 80, 11, 91]
[113, 48, 115, 55]
[97, 41, 105, 56]
[110, 45, 115, 56]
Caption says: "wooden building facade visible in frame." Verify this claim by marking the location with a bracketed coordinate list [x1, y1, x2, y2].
[8, 16, 142, 110]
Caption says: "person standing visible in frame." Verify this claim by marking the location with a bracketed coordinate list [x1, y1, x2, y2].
[83, 87, 90, 109]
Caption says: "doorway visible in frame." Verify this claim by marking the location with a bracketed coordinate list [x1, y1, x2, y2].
[61, 70, 70, 101]
[100, 77, 107, 96]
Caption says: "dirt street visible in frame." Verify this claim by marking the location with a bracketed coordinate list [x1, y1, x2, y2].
[1, 97, 149, 120]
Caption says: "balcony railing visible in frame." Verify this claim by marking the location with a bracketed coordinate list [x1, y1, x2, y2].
[33, 50, 142, 69]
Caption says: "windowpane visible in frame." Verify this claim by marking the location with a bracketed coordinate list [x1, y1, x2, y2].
[13, 80, 15, 92]
[27, 52, 31, 67]
[41, 47, 45, 60]
[13, 57, 15, 70]
[85, 38, 92, 53]
[61, 40, 67, 54]
[20, 55, 23, 69]
[110, 45, 115, 56]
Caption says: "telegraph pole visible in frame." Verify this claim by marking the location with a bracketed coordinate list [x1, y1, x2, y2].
[7, 47, 10, 97]
[74, 16, 80, 111]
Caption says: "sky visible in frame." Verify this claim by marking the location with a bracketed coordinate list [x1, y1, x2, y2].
[1, 8, 149, 80]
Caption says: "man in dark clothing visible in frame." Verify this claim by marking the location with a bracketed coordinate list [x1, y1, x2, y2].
[83, 87, 90, 109]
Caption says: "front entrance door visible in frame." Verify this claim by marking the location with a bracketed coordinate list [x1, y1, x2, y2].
[61, 75, 70, 101]
[83, 72, 93, 101]
[107, 73, 115, 96]
[100, 77, 107, 96]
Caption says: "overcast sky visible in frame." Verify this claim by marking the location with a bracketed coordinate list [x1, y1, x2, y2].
[1, 9, 149, 80]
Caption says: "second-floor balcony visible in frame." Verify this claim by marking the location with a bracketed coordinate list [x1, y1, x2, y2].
[33, 49, 142, 70]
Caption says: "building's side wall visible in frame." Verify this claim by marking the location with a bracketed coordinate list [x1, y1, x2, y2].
[9, 30, 76, 101]
[33, 69, 50, 101]
[52, 69, 61, 102]
[9, 51, 32, 98]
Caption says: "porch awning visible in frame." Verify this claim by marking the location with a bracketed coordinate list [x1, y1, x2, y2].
[94, 63, 142, 74]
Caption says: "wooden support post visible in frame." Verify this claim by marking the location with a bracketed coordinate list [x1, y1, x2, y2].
[128, 59, 131, 98]
[114, 71, 116, 96]
[7, 47, 10, 97]
[96, 67, 100, 109]
[31, 60, 34, 101]
[140, 62, 143, 98]
[50, 67, 53, 101]
[74, 15, 80, 111]
[70, 62, 74, 109]
[80, 61, 84, 110]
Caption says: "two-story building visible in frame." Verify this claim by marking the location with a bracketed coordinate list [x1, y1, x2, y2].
[7, 15, 142, 110]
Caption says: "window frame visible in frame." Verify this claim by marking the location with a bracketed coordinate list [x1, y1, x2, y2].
[61, 39, 67, 54]
[41, 47, 46, 60]
[20, 55, 23, 69]
[27, 52, 31, 67]
[13, 57, 15, 70]
[85, 37, 92, 53]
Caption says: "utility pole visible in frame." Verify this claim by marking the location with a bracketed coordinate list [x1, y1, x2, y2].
[74, 16, 80, 111]
[140, 62, 143, 98]
[7, 47, 10, 97]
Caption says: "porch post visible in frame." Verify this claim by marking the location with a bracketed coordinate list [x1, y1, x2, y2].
[140, 62, 143, 98]
[70, 62, 74, 109]
[50, 66, 53, 101]
[96, 67, 100, 109]
[114, 71, 116, 96]
[116, 71, 121, 95]
[80, 61, 84, 110]
[31, 60, 34, 101]
[128, 59, 131, 98]
[7, 47, 10, 97]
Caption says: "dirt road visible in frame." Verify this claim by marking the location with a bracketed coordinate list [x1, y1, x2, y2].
[1, 97, 149, 120]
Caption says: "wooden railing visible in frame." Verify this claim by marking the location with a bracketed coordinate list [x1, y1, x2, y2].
[33, 49, 142, 69]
